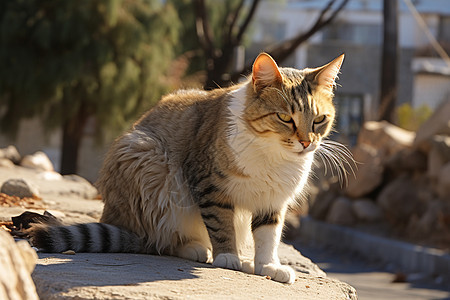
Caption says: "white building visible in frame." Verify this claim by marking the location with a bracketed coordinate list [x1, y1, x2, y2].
[250, 0, 450, 143]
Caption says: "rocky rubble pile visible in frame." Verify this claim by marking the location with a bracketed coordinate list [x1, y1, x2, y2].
[0, 146, 53, 172]
[310, 100, 450, 250]
[0, 147, 98, 204]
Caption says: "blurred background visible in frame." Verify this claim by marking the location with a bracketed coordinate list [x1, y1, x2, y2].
[0, 0, 448, 180]
[0, 0, 449, 298]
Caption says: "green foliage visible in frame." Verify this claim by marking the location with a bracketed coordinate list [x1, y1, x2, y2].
[0, 0, 180, 138]
[397, 103, 432, 132]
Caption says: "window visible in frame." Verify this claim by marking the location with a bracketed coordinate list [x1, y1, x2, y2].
[332, 94, 365, 146]
[254, 20, 286, 44]
[438, 16, 450, 43]
[323, 22, 382, 45]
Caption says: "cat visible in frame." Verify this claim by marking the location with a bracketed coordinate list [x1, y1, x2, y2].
[29, 52, 346, 284]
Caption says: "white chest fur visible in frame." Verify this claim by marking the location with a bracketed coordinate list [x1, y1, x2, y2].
[226, 86, 314, 212]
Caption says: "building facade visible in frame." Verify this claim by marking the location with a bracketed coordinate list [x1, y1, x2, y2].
[250, 0, 450, 144]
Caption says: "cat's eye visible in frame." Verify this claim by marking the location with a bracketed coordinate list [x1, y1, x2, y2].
[313, 115, 326, 124]
[277, 113, 292, 123]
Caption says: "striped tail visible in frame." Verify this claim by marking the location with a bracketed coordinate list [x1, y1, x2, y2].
[28, 223, 142, 253]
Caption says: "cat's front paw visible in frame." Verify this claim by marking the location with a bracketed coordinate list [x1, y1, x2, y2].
[212, 253, 242, 271]
[255, 263, 295, 284]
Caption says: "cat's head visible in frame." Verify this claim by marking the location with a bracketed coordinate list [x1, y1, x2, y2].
[243, 53, 344, 159]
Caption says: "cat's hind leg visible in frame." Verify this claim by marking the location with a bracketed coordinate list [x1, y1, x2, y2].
[175, 241, 212, 263]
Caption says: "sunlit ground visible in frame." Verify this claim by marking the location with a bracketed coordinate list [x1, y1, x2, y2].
[292, 239, 450, 300]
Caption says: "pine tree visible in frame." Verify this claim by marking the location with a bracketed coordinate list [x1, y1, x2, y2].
[0, 0, 179, 174]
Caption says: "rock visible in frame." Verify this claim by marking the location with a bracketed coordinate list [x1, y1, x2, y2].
[376, 176, 425, 225]
[0, 158, 14, 168]
[0, 166, 99, 201]
[431, 135, 450, 161]
[428, 135, 450, 180]
[385, 148, 427, 173]
[284, 211, 302, 240]
[352, 198, 383, 222]
[21, 151, 54, 172]
[345, 144, 384, 198]
[417, 185, 435, 204]
[414, 99, 450, 153]
[357, 121, 415, 158]
[437, 163, 450, 200]
[0, 229, 39, 300]
[309, 190, 338, 221]
[64, 174, 93, 184]
[32, 243, 357, 300]
[303, 183, 320, 213]
[407, 200, 450, 238]
[326, 197, 356, 225]
[37, 171, 63, 181]
[278, 243, 326, 277]
[62, 175, 98, 199]
[0, 178, 40, 198]
[0, 145, 21, 164]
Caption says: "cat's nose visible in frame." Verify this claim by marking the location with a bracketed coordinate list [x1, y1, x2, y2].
[300, 140, 311, 149]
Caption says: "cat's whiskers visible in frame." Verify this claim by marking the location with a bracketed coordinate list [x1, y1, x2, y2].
[323, 140, 354, 159]
[321, 145, 351, 172]
[321, 140, 357, 177]
[315, 140, 356, 187]
[323, 144, 357, 180]
[314, 150, 330, 176]
[316, 148, 337, 178]
[323, 147, 349, 184]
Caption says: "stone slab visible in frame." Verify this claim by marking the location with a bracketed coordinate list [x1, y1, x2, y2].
[32, 249, 356, 300]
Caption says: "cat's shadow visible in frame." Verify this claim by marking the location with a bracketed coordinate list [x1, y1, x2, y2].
[33, 253, 204, 289]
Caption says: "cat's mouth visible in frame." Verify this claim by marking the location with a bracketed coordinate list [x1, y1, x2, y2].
[295, 151, 312, 156]
[297, 144, 317, 154]
[291, 145, 317, 157]
[292, 149, 314, 157]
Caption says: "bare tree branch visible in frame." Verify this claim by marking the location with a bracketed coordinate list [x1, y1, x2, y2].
[230, 0, 349, 82]
[225, 0, 245, 42]
[269, 0, 349, 62]
[235, 0, 261, 44]
[193, 0, 215, 57]
[317, 0, 335, 23]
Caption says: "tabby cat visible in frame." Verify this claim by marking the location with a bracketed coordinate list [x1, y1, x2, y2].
[30, 53, 345, 283]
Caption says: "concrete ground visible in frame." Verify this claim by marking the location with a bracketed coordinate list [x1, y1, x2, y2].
[2, 165, 449, 299]
[292, 239, 450, 300]
[1, 165, 358, 300]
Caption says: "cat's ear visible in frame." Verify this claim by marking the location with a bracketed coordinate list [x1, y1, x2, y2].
[252, 53, 283, 92]
[311, 54, 345, 96]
